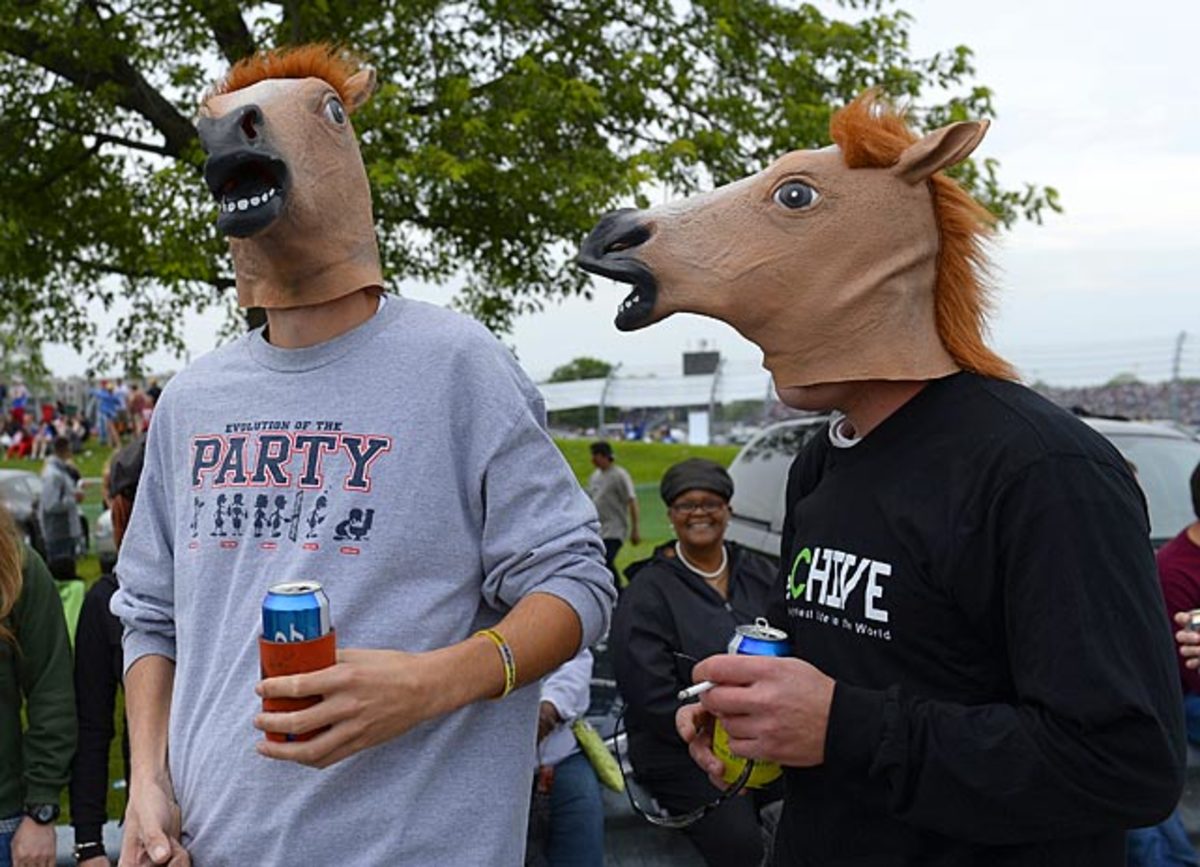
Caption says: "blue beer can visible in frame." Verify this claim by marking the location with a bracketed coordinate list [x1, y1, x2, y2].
[727, 617, 789, 657]
[262, 581, 331, 643]
[713, 617, 790, 788]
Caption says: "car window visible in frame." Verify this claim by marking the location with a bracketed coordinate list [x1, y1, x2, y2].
[730, 421, 824, 528]
[1106, 433, 1200, 544]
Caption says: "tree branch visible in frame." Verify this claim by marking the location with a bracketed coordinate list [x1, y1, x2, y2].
[0, 23, 199, 158]
[39, 116, 175, 157]
[90, 130, 175, 157]
[185, 0, 256, 64]
[68, 255, 235, 291]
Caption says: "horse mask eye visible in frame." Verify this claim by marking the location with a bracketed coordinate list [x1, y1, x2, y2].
[324, 97, 346, 125]
[773, 181, 818, 210]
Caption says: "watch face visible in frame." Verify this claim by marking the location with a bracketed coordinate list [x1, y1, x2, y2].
[27, 803, 59, 824]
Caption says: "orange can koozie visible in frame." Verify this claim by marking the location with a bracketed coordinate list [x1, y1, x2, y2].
[258, 630, 337, 743]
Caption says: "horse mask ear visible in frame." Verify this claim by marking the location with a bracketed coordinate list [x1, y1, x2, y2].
[894, 119, 989, 185]
[343, 68, 377, 113]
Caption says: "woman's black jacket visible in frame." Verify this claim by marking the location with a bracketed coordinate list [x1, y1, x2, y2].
[610, 541, 778, 780]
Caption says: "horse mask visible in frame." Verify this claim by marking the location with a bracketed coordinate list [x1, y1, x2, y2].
[197, 45, 382, 309]
[578, 92, 1014, 388]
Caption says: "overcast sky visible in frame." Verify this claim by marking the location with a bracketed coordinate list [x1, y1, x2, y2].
[45, 0, 1200, 387]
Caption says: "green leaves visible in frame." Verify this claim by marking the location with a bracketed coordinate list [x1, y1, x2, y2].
[0, 0, 1057, 372]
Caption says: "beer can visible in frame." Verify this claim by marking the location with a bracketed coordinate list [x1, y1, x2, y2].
[1189, 609, 1200, 633]
[262, 581, 331, 643]
[727, 617, 790, 657]
[713, 617, 789, 788]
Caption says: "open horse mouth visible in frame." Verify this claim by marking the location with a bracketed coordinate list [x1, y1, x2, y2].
[577, 210, 659, 331]
[203, 149, 290, 239]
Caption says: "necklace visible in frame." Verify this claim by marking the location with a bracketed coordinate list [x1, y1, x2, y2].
[675, 542, 728, 580]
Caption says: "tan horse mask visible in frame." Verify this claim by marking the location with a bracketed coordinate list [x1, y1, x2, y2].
[197, 45, 382, 309]
[578, 93, 1014, 388]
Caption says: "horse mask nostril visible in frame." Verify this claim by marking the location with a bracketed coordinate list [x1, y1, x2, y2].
[240, 106, 262, 141]
[602, 219, 652, 257]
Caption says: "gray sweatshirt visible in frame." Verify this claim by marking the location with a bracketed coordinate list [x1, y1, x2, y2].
[111, 297, 615, 866]
[40, 455, 80, 551]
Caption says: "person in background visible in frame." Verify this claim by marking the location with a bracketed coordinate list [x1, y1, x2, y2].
[587, 441, 640, 586]
[69, 439, 144, 867]
[3, 423, 31, 462]
[66, 416, 86, 455]
[38, 436, 83, 582]
[29, 418, 54, 463]
[0, 504, 76, 867]
[88, 382, 120, 450]
[527, 650, 604, 867]
[8, 381, 27, 430]
[1124, 459, 1200, 866]
[611, 458, 780, 867]
[1162, 463, 1200, 741]
[112, 383, 130, 443]
[126, 385, 148, 437]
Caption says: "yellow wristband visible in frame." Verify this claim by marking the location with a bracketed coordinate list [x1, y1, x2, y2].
[475, 628, 517, 699]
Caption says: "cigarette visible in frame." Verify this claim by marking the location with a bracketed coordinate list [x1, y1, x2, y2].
[677, 681, 716, 701]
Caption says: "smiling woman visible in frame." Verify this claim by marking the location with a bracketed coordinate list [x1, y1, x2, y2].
[609, 458, 781, 867]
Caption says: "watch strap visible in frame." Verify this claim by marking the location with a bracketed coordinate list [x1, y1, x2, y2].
[73, 841, 107, 862]
[24, 802, 60, 824]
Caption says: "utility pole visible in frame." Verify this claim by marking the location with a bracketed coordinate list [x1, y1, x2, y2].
[1171, 331, 1186, 422]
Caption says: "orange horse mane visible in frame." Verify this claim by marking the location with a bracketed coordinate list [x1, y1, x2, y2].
[830, 92, 1016, 381]
[203, 43, 366, 114]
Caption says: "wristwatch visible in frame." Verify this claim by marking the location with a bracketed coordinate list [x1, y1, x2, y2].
[73, 841, 107, 863]
[24, 802, 60, 825]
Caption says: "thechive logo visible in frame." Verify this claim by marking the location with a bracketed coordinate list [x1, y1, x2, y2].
[787, 547, 812, 599]
[786, 545, 892, 624]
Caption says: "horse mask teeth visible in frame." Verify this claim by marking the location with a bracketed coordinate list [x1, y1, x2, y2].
[578, 92, 1014, 388]
[197, 45, 383, 309]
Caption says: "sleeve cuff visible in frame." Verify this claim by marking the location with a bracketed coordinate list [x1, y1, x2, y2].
[542, 685, 587, 720]
[121, 631, 177, 676]
[530, 575, 614, 650]
[23, 785, 64, 804]
[825, 681, 887, 774]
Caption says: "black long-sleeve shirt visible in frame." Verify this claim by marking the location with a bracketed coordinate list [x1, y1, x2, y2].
[767, 372, 1184, 866]
[68, 573, 127, 846]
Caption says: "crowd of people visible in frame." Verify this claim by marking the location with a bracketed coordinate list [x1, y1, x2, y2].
[0, 378, 162, 464]
[1034, 380, 1200, 427]
[765, 379, 1200, 431]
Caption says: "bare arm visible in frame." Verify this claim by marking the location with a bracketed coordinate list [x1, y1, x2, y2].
[120, 655, 190, 866]
[417, 590, 583, 711]
[628, 497, 641, 546]
[255, 592, 583, 767]
[125, 655, 173, 786]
